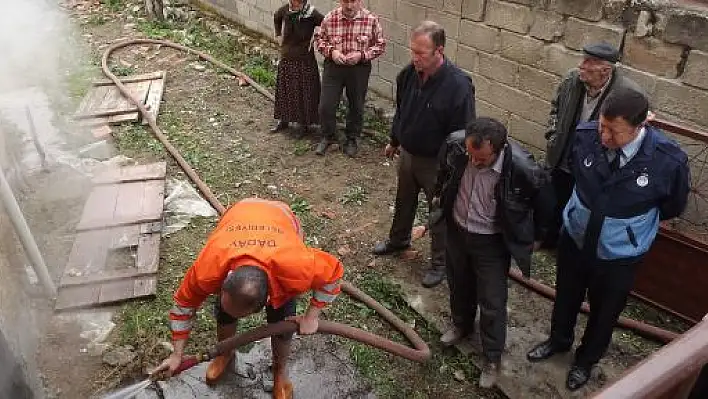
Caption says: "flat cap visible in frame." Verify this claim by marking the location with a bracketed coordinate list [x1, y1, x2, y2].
[582, 42, 620, 63]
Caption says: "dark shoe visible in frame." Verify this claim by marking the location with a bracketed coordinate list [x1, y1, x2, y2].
[343, 139, 358, 157]
[526, 339, 569, 362]
[315, 138, 332, 156]
[566, 365, 591, 391]
[421, 268, 445, 288]
[372, 241, 410, 256]
[270, 120, 288, 133]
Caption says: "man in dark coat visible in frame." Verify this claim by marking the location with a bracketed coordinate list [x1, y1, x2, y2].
[542, 42, 643, 249]
[527, 87, 690, 391]
[433, 117, 552, 389]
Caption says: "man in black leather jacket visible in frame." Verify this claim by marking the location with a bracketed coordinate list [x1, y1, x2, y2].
[430, 117, 552, 389]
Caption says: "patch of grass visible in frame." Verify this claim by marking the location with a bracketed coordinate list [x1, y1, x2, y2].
[289, 197, 312, 217]
[328, 269, 505, 398]
[113, 124, 166, 157]
[340, 185, 368, 206]
[414, 193, 429, 225]
[86, 14, 108, 26]
[292, 140, 309, 156]
[101, 0, 125, 12]
[242, 55, 276, 88]
[136, 18, 243, 67]
[111, 64, 137, 77]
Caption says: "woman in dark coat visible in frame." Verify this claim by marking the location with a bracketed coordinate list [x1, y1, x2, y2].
[271, 0, 324, 138]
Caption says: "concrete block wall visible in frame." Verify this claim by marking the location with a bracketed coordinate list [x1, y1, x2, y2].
[193, 0, 708, 152]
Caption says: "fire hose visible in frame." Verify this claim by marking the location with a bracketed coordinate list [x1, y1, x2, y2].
[100, 38, 678, 373]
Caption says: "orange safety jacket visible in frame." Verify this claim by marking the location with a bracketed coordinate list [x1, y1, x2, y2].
[169, 198, 344, 341]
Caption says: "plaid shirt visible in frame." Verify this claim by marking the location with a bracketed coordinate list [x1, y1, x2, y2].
[314, 7, 386, 62]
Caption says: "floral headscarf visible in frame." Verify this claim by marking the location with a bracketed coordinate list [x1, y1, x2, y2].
[287, 0, 314, 24]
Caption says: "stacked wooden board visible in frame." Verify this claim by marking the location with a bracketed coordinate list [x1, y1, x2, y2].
[73, 71, 166, 126]
[55, 162, 167, 311]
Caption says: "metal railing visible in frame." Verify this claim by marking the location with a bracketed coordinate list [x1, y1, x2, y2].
[592, 315, 708, 398]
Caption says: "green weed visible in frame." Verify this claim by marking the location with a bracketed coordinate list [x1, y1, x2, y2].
[101, 0, 125, 12]
[340, 185, 368, 206]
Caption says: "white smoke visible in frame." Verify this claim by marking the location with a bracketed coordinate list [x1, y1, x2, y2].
[0, 0, 84, 95]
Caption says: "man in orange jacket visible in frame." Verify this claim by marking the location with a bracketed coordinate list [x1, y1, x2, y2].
[154, 198, 344, 398]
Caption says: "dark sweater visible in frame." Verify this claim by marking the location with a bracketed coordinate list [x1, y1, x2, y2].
[390, 59, 476, 158]
[274, 4, 324, 60]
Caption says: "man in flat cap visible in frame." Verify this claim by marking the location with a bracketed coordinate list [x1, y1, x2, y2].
[541, 42, 644, 249]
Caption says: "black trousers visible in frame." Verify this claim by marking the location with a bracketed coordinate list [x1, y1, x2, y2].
[389, 149, 446, 270]
[544, 168, 575, 247]
[318, 60, 372, 141]
[550, 231, 638, 368]
[446, 221, 511, 363]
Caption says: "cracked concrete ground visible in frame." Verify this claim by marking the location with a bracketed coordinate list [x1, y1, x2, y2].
[136, 336, 376, 399]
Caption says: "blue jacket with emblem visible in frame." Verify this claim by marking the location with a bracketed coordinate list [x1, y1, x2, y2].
[563, 121, 690, 261]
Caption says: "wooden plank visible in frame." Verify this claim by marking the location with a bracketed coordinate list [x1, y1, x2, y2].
[63, 230, 111, 275]
[109, 224, 142, 249]
[54, 285, 101, 310]
[108, 80, 151, 115]
[140, 179, 165, 221]
[75, 107, 140, 119]
[141, 222, 163, 234]
[142, 72, 166, 125]
[75, 85, 112, 116]
[114, 181, 147, 225]
[92, 71, 164, 86]
[136, 233, 161, 272]
[60, 268, 157, 287]
[98, 280, 136, 303]
[92, 162, 167, 185]
[76, 184, 120, 231]
[133, 277, 158, 298]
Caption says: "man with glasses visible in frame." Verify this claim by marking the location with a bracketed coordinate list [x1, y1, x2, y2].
[527, 87, 690, 391]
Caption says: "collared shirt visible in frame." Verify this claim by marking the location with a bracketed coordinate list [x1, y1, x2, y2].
[613, 126, 647, 168]
[453, 148, 505, 234]
[579, 74, 612, 122]
[314, 7, 385, 62]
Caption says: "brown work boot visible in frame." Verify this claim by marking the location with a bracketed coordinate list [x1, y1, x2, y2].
[206, 323, 237, 385]
[206, 352, 235, 385]
[273, 378, 293, 399]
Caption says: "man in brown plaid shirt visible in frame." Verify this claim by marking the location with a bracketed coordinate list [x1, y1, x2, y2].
[314, 0, 386, 157]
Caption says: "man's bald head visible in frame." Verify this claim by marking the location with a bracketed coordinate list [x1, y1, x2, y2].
[220, 265, 269, 317]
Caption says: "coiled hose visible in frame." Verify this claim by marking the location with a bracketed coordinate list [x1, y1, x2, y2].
[101, 38, 431, 363]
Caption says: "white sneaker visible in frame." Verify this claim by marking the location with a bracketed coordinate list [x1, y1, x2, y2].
[479, 361, 501, 389]
[440, 326, 468, 347]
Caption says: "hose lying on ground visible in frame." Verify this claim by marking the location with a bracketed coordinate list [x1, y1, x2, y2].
[101, 38, 431, 363]
[100, 38, 678, 363]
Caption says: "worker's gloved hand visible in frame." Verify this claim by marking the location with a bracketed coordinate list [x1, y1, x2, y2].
[154, 352, 183, 378]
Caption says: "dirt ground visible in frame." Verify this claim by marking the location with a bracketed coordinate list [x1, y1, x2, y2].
[29, 1, 689, 398]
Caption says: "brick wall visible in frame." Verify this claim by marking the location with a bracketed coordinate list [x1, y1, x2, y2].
[193, 0, 708, 152]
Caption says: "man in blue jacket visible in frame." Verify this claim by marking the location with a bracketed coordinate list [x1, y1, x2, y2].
[526, 87, 691, 391]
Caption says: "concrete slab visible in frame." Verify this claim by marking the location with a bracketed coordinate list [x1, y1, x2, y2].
[136, 336, 376, 399]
